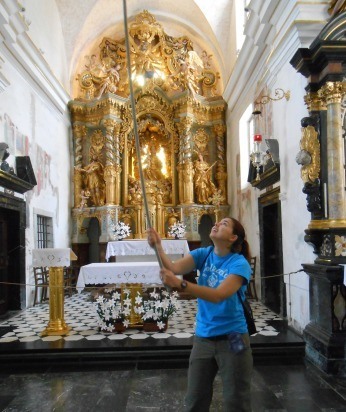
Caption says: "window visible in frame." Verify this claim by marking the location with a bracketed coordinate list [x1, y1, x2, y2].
[239, 104, 254, 189]
[36, 215, 53, 248]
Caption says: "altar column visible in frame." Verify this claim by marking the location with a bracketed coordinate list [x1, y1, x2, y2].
[72, 124, 87, 207]
[214, 124, 228, 202]
[177, 117, 194, 204]
[103, 120, 122, 205]
[291, 18, 346, 376]
[319, 82, 346, 222]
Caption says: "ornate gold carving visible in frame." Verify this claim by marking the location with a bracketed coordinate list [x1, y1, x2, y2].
[318, 81, 346, 105]
[304, 92, 326, 112]
[90, 130, 105, 156]
[193, 129, 209, 155]
[296, 125, 320, 184]
[308, 219, 346, 229]
[69, 10, 229, 240]
[75, 10, 219, 100]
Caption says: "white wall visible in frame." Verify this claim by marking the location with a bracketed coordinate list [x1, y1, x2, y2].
[0, 1, 71, 307]
[271, 63, 315, 331]
[224, 0, 329, 334]
[20, 0, 69, 89]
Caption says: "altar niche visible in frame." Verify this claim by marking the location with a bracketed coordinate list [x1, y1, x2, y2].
[69, 10, 230, 255]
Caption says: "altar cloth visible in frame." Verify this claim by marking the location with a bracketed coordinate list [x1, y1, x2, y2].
[105, 239, 190, 262]
[76, 262, 162, 292]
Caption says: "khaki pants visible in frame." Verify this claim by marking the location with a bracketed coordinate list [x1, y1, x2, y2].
[184, 334, 253, 412]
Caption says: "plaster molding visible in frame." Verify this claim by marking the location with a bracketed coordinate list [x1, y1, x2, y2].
[0, 1, 70, 115]
[0, 54, 10, 93]
[224, 0, 328, 116]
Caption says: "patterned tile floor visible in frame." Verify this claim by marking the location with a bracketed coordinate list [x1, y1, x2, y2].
[0, 292, 283, 344]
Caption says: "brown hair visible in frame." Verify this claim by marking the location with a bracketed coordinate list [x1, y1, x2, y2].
[229, 217, 251, 262]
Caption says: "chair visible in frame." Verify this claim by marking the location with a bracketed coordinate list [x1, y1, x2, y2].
[33, 267, 49, 306]
[247, 257, 258, 300]
[63, 266, 78, 297]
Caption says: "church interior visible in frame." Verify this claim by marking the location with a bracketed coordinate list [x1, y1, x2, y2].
[0, 0, 345, 410]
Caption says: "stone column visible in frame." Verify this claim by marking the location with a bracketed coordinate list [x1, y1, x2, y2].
[72, 124, 87, 208]
[318, 82, 346, 223]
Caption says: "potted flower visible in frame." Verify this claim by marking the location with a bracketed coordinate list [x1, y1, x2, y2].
[111, 221, 131, 240]
[134, 288, 180, 332]
[94, 287, 132, 332]
[168, 221, 186, 239]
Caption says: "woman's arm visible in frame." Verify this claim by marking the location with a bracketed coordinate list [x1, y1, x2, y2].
[160, 267, 244, 303]
[147, 228, 196, 276]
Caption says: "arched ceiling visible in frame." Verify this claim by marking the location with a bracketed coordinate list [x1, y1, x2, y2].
[55, 0, 237, 95]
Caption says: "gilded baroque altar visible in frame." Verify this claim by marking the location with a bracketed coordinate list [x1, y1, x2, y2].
[69, 11, 229, 247]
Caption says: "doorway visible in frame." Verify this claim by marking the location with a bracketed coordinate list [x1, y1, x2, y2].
[259, 188, 285, 317]
[0, 206, 22, 314]
[87, 217, 101, 263]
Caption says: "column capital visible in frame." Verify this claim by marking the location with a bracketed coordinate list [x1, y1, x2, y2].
[304, 92, 326, 112]
[318, 81, 346, 104]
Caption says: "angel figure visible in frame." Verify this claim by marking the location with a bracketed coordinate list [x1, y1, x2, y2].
[194, 153, 217, 204]
[76, 154, 106, 206]
[92, 57, 120, 99]
[179, 50, 204, 96]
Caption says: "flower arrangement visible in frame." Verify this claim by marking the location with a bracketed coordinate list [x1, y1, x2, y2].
[94, 287, 131, 332]
[111, 221, 131, 240]
[134, 288, 180, 331]
[168, 221, 186, 239]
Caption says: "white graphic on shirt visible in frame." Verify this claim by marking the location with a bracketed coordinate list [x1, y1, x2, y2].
[201, 263, 229, 287]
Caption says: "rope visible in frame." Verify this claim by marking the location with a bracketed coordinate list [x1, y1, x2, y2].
[0, 269, 305, 289]
[122, 0, 166, 278]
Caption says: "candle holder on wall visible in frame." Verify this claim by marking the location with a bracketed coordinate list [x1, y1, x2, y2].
[249, 88, 290, 181]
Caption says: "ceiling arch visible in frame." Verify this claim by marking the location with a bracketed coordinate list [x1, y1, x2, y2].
[55, 0, 237, 95]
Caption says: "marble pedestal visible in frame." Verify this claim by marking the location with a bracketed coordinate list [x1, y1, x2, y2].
[302, 263, 345, 377]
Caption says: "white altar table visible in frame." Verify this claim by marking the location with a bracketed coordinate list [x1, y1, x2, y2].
[76, 262, 162, 293]
[105, 239, 190, 262]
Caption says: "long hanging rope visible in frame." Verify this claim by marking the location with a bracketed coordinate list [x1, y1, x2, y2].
[122, 1, 166, 279]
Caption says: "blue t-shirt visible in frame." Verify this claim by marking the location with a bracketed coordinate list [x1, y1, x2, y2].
[190, 246, 251, 338]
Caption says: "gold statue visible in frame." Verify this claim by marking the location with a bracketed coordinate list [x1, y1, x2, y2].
[79, 190, 90, 208]
[144, 142, 165, 181]
[296, 125, 320, 184]
[167, 208, 179, 227]
[128, 176, 143, 205]
[194, 153, 217, 204]
[92, 57, 120, 99]
[76, 154, 106, 206]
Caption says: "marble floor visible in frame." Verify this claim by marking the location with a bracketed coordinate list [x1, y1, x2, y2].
[0, 292, 282, 344]
[0, 359, 345, 411]
[0, 291, 304, 366]
[0, 292, 345, 411]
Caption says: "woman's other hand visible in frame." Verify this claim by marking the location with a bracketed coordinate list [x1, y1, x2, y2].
[160, 267, 180, 289]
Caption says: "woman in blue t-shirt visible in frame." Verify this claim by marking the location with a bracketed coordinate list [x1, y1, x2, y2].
[147, 217, 253, 412]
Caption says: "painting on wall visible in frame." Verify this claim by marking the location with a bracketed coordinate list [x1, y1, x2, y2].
[2, 113, 29, 170]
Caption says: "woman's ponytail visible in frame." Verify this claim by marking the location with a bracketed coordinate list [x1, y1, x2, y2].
[230, 218, 251, 262]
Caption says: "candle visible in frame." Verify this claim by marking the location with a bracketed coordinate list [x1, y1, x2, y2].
[254, 134, 262, 142]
